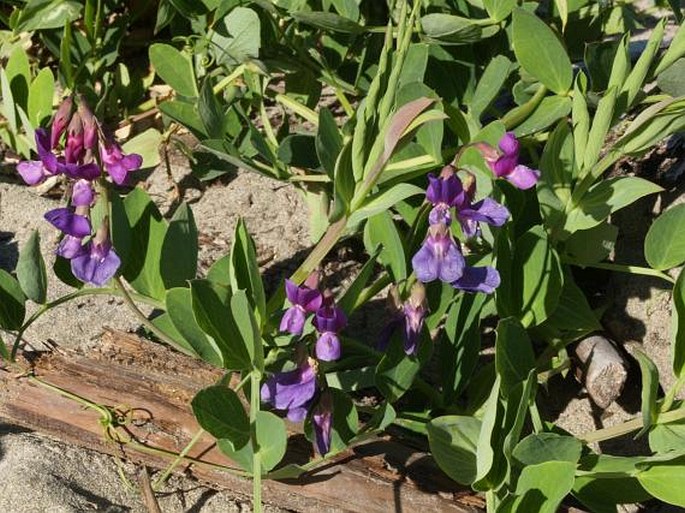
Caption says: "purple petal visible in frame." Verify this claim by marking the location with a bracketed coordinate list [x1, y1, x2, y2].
[298, 288, 323, 313]
[284, 279, 300, 304]
[506, 165, 540, 190]
[287, 405, 310, 422]
[426, 173, 464, 207]
[36, 129, 58, 173]
[452, 266, 500, 294]
[44, 208, 91, 237]
[314, 306, 347, 334]
[71, 243, 121, 286]
[56, 235, 84, 259]
[121, 153, 143, 172]
[315, 332, 341, 361]
[492, 155, 517, 178]
[72, 179, 95, 206]
[460, 198, 510, 228]
[279, 306, 306, 335]
[106, 162, 129, 185]
[412, 242, 439, 283]
[17, 161, 46, 185]
[438, 239, 465, 283]
[403, 304, 425, 356]
[59, 162, 101, 181]
[429, 205, 452, 226]
[313, 407, 332, 455]
[498, 132, 519, 157]
[260, 365, 317, 412]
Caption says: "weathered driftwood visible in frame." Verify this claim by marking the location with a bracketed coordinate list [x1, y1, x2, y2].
[0, 329, 480, 513]
[574, 335, 628, 409]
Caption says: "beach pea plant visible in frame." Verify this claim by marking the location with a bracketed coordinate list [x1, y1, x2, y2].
[3, 1, 685, 512]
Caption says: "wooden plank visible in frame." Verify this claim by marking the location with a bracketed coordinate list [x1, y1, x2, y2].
[0, 329, 481, 513]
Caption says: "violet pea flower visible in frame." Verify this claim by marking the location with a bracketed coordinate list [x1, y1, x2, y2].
[412, 223, 465, 284]
[313, 302, 347, 362]
[51, 97, 73, 149]
[378, 284, 428, 356]
[426, 166, 464, 226]
[456, 197, 510, 239]
[485, 133, 540, 190]
[100, 140, 143, 185]
[44, 208, 91, 238]
[451, 265, 501, 295]
[280, 278, 323, 335]
[16, 129, 58, 185]
[72, 179, 95, 207]
[261, 358, 318, 422]
[70, 222, 121, 287]
[56, 235, 84, 259]
[312, 392, 333, 456]
[65, 114, 85, 164]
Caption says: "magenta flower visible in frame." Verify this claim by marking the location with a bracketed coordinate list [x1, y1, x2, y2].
[312, 392, 333, 456]
[72, 179, 95, 207]
[484, 133, 540, 190]
[100, 140, 143, 185]
[70, 222, 120, 287]
[313, 297, 347, 362]
[16, 129, 58, 185]
[56, 235, 84, 259]
[64, 114, 85, 164]
[378, 284, 428, 356]
[261, 358, 318, 422]
[412, 223, 465, 284]
[280, 278, 323, 335]
[51, 97, 73, 148]
[456, 197, 510, 238]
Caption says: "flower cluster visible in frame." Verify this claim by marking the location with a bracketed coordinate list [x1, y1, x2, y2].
[412, 165, 508, 294]
[262, 276, 347, 455]
[16, 96, 142, 286]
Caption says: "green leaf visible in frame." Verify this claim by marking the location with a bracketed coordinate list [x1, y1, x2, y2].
[191, 385, 250, 450]
[1, 69, 17, 134]
[321, 388, 359, 454]
[483, 0, 516, 22]
[14, 0, 82, 32]
[149, 43, 198, 97]
[495, 318, 535, 397]
[574, 455, 651, 511]
[206, 254, 230, 287]
[0, 331, 9, 361]
[655, 21, 685, 76]
[563, 222, 617, 265]
[16, 230, 47, 304]
[473, 376, 501, 489]
[230, 290, 263, 371]
[316, 108, 342, 178]
[190, 280, 252, 370]
[427, 416, 481, 485]
[420, 14, 483, 45]
[229, 219, 266, 327]
[513, 96, 572, 137]
[28, 68, 54, 127]
[633, 348, 659, 437]
[209, 7, 261, 66]
[363, 210, 406, 282]
[471, 55, 513, 119]
[671, 270, 685, 378]
[563, 177, 662, 236]
[511, 8, 572, 95]
[198, 79, 224, 139]
[657, 58, 685, 97]
[292, 11, 363, 34]
[6, 46, 30, 111]
[581, 86, 617, 174]
[277, 134, 320, 170]
[59, 22, 73, 89]
[325, 365, 376, 391]
[348, 184, 424, 227]
[337, 247, 381, 314]
[572, 73, 590, 170]
[166, 287, 223, 367]
[122, 128, 162, 169]
[161, 203, 198, 289]
[619, 20, 664, 114]
[375, 329, 429, 402]
[645, 203, 685, 270]
[159, 100, 205, 137]
[0, 269, 26, 330]
[120, 188, 167, 301]
[637, 456, 685, 507]
[649, 420, 685, 453]
[504, 461, 576, 513]
[364, 402, 396, 432]
[513, 433, 582, 466]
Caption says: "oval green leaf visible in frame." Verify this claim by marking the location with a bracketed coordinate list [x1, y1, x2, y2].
[645, 203, 685, 270]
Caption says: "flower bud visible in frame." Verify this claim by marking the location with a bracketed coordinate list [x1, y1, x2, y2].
[51, 97, 73, 149]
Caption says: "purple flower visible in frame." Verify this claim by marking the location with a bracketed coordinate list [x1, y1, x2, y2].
[72, 179, 94, 207]
[280, 278, 323, 335]
[100, 140, 143, 185]
[452, 265, 501, 294]
[56, 235, 84, 259]
[484, 133, 540, 190]
[59, 161, 101, 181]
[78, 100, 98, 150]
[70, 222, 120, 286]
[312, 392, 333, 456]
[456, 197, 510, 238]
[426, 166, 464, 226]
[378, 284, 428, 356]
[412, 223, 465, 284]
[51, 97, 73, 149]
[261, 358, 318, 422]
[17, 129, 59, 185]
[65, 114, 85, 164]
[44, 208, 91, 238]
[313, 297, 347, 362]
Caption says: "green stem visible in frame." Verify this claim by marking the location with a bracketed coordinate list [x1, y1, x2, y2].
[250, 369, 263, 513]
[501, 85, 548, 130]
[152, 428, 205, 490]
[11, 287, 162, 360]
[212, 64, 246, 94]
[529, 401, 544, 433]
[565, 260, 675, 284]
[580, 407, 685, 444]
[661, 374, 685, 412]
[113, 277, 193, 357]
